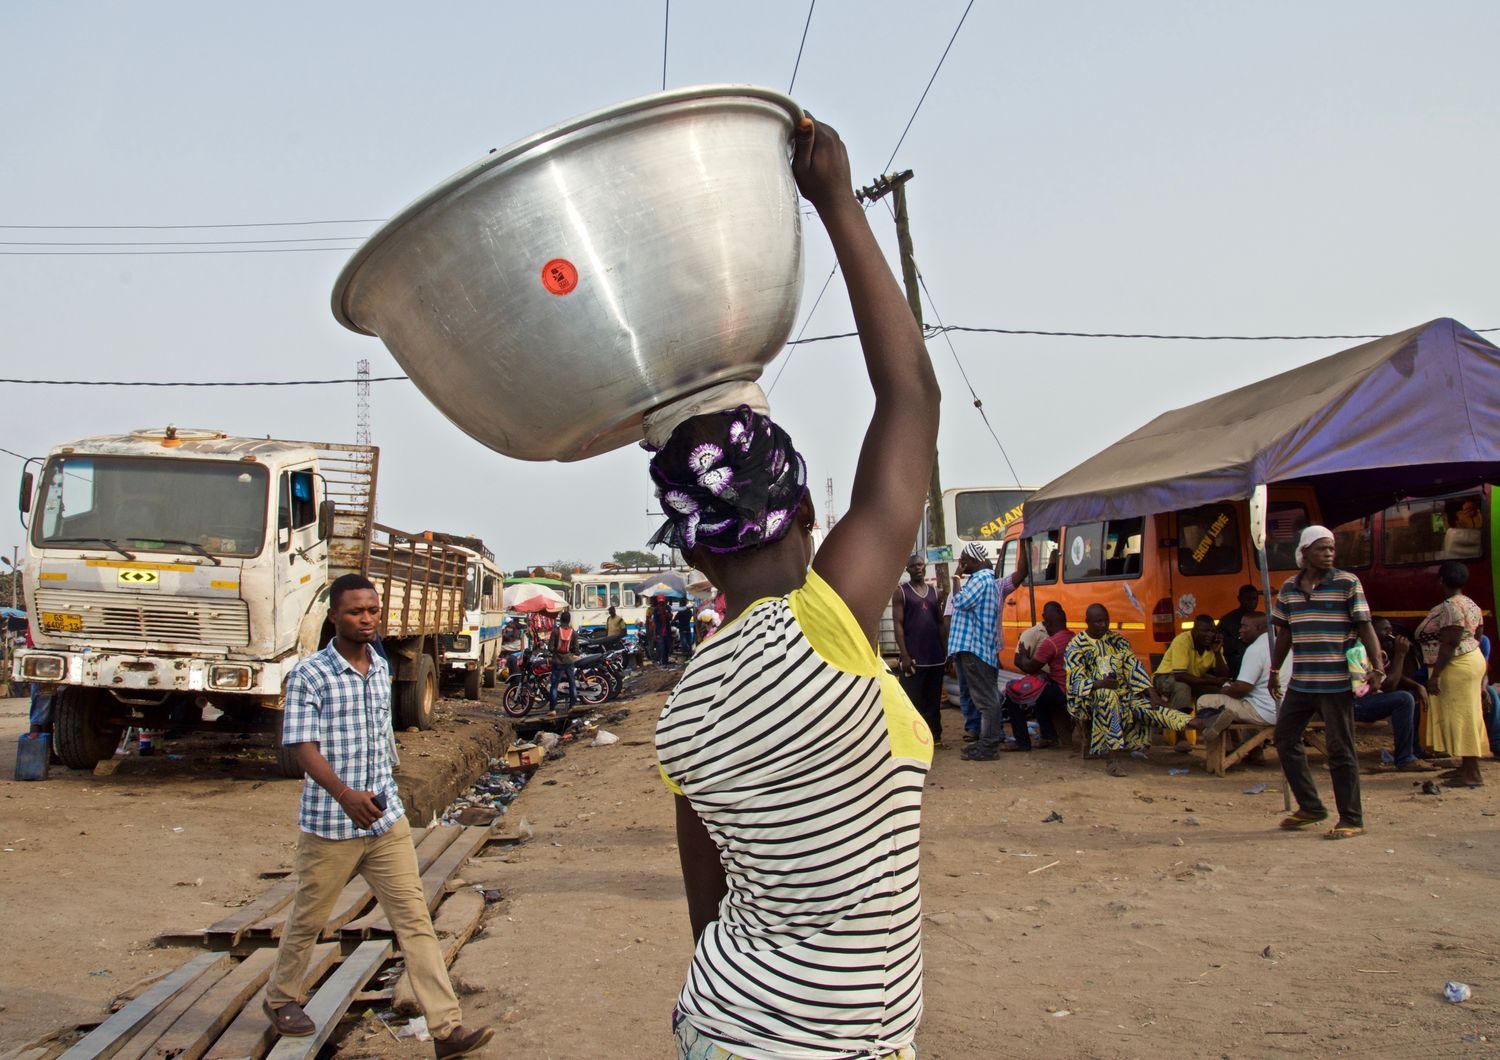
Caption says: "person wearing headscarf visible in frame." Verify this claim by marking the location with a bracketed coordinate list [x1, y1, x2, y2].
[1418, 560, 1488, 787]
[1269, 525, 1384, 839]
[651, 117, 938, 1060]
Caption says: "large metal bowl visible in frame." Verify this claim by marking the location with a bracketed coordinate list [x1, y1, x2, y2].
[333, 85, 805, 462]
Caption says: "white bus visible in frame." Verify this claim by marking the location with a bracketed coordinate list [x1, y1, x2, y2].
[569, 565, 695, 637]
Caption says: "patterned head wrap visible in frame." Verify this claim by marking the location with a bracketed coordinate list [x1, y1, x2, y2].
[646, 405, 808, 555]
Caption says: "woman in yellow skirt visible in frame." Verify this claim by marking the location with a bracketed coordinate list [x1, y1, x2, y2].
[1417, 560, 1488, 788]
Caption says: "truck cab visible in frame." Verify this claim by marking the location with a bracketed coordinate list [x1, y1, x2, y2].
[13, 428, 355, 771]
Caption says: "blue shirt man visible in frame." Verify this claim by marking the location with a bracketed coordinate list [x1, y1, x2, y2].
[949, 543, 1005, 760]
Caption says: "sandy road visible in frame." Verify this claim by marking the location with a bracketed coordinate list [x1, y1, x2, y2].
[4, 685, 1497, 1058]
[418, 692, 1498, 1059]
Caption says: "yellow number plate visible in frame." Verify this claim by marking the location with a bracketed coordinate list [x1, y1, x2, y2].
[117, 569, 160, 587]
[40, 611, 83, 633]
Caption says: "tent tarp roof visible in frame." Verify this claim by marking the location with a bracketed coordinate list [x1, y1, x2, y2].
[1022, 318, 1500, 532]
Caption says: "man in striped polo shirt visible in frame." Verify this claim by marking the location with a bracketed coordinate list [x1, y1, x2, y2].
[1268, 526, 1384, 839]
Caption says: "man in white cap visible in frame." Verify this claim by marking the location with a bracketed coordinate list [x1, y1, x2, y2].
[1268, 525, 1384, 840]
[949, 541, 1005, 760]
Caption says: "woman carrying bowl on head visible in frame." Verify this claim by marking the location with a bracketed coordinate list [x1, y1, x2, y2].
[1419, 560, 1488, 788]
[651, 117, 939, 1060]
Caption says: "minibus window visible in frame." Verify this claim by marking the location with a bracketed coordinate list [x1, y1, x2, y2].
[1178, 504, 1241, 576]
[1255, 502, 1310, 570]
[1383, 493, 1485, 565]
[1063, 518, 1143, 582]
[1033, 532, 1061, 584]
[1332, 517, 1373, 569]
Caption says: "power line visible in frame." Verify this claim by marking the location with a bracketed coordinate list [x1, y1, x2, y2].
[0, 219, 384, 230]
[787, 0, 817, 94]
[1, 246, 360, 257]
[0, 235, 369, 247]
[0, 446, 32, 462]
[661, 0, 670, 91]
[0, 376, 408, 387]
[767, 264, 842, 394]
[0, 320, 1492, 390]
[883, 0, 974, 172]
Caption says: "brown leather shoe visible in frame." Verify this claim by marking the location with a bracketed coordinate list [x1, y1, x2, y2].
[435, 1025, 495, 1058]
[263, 999, 316, 1037]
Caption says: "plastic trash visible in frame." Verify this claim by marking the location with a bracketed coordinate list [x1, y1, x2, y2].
[1168, 768, 1190, 776]
[1243, 783, 1268, 795]
[593, 729, 619, 747]
[1042, 810, 1064, 823]
[1380, 749, 1395, 764]
[1445, 981, 1472, 1003]
[401, 1016, 432, 1040]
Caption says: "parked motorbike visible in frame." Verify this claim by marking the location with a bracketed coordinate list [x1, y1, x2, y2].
[502, 648, 608, 717]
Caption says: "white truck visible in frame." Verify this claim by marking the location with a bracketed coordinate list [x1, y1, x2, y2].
[11, 427, 470, 776]
[433, 536, 505, 700]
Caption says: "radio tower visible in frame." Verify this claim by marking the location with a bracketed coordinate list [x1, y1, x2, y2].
[355, 359, 372, 445]
[824, 476, 837, 529]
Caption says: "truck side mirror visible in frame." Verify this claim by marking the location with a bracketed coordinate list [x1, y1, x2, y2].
[18, 471, 33, 515]
[318, 500, 336, 542]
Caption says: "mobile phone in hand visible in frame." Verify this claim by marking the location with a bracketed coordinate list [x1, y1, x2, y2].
[372, 792, 388, 812]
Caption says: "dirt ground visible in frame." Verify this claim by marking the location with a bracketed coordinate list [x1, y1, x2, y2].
[5, 683, 1498, 1058]
[0, 691, 510, 1056]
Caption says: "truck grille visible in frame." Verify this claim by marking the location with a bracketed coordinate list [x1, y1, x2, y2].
[34, 588, 251, 648]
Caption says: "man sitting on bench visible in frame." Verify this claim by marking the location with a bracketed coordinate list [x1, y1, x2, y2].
[1199, 613, 1282, 743]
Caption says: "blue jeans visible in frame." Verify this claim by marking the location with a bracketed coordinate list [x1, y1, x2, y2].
[548, 661, 577, 709]
[1354, 689, 1417, 765]
[29, 684, 54, 729]
[956, 664, 979, 734]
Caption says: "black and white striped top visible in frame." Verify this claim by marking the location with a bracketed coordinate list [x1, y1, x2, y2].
[657, 569, 933, 1059]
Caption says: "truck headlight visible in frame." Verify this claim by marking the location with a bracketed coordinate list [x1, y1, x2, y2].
[208, 664, 253, 690]
[21, 654, 66, 681]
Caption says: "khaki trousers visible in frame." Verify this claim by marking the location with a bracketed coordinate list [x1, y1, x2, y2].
[1196, 692, 1268, 726]
[267, 816, 461, 1037]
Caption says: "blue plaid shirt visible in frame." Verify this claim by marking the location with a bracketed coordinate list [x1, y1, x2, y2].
[948, 568, 1000, 666]
[283, 641, 404, 840]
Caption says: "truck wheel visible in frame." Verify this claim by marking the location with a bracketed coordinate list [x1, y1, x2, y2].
[52, 688, 125, 770]
[274, 727, 304, 779]
[396, 655, 437, 730]
[463, 667, 482, 701]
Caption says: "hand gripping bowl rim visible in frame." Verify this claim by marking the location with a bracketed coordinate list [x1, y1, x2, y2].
[330, 83, 805, 335]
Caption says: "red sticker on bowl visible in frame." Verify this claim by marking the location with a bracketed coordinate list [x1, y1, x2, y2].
[541, 258, 578, 296]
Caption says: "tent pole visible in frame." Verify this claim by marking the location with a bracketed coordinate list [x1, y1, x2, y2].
[1251, 484, 1291, 813]
[1026, 535, 1038, 625]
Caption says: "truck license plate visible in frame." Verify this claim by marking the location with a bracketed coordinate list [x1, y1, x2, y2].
[40, 611, 83, 633]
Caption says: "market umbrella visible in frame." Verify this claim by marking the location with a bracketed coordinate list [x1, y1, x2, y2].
[503, 583, 567, 613]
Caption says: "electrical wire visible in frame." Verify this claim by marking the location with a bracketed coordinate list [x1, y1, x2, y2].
[0, 446, 32, 462]
[916, 271, 1023, 488]
[661, 0, 670, 91]
[883, 0, 974, 172]
[930, 324, 1500, 340]
[766, 264, 841, 394]
[0, 219, 384, 230]
[0, 246, 360, 257]
[0, 376, 408, 387]
[787, 0, 817, 94]
[0, 235, 369, 247]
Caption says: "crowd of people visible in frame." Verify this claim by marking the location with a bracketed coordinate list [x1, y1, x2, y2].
[890, 525, 1496, 812]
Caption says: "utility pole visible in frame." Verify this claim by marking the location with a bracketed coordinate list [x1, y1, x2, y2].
[856, 169, 950, 594]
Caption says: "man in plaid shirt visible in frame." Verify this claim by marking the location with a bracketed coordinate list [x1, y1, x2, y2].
[264, 574, 492, 1058]
[949, 542, 1005, 761]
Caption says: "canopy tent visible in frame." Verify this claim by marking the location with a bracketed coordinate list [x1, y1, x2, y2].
[1023, 318, 1500, 532]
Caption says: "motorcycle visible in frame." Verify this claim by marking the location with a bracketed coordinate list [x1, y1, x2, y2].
[502, 648, 609, 718]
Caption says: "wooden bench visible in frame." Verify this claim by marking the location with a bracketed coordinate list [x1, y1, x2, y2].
[1203, 722, 1275, 776]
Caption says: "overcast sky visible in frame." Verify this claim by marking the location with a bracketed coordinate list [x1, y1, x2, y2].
[3, 1, 1496, 573]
